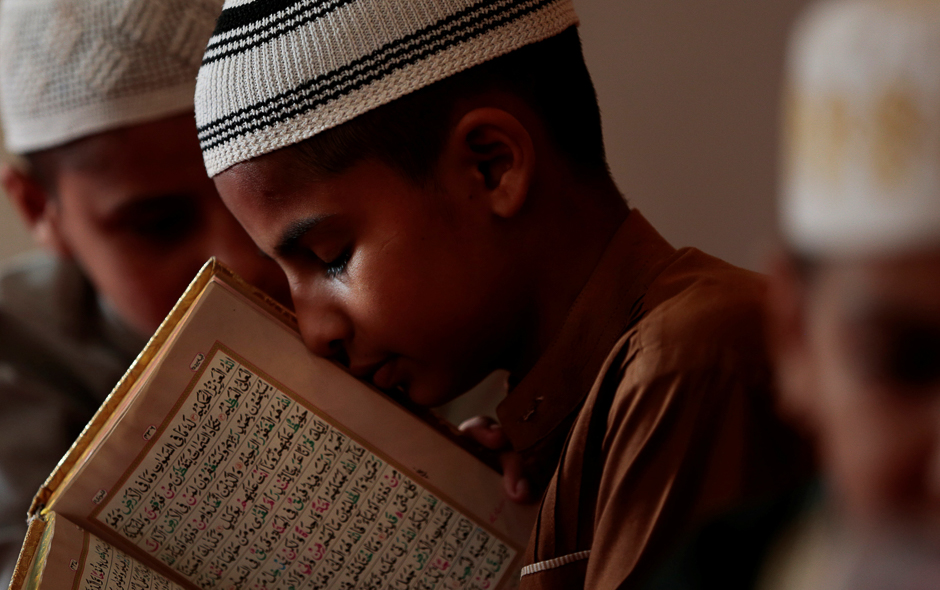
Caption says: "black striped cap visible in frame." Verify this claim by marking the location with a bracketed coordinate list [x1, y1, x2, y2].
[195, 0, 578, 176]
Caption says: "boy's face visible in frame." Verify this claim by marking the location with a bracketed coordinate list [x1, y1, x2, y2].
[214, 153, 524, 407]
[28, 114, 291, 335]
[773, 250, 940, 529]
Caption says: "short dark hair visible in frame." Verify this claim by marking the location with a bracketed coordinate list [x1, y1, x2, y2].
[22, 149, 64, 195]
[21, 132, 102, 196]
[291, 27, 609, 184]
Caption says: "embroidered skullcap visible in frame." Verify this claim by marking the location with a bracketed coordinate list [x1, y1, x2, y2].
[0, 0, 224, 155]
[195, 0, 580, 177]
[782, 0, 940, 256]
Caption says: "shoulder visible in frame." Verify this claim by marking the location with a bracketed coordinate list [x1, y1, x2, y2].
[593, 248, 776, 459]
[593, 248, 810, 499]
[0, 251, 122, 349]
[0, 252, 93, 385]
[632, 248, 769, 374]
[0, 252, 133, 406]
[0, 251, 88, 323]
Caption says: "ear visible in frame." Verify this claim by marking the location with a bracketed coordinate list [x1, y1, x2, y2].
[764, 250, 820, 433]
[438, 107, 535, 219]
[1, 163, 72, 257]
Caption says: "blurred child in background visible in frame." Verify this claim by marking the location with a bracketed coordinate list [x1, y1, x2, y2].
[0, 1, 289, 585]
[646, 1, 940, 587]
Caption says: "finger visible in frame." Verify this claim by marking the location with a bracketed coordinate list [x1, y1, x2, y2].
[458, 416, 531, 503]
[501, 450, 532, 504]
[458, 416, 508, 450]
[458, 415, 496, 432]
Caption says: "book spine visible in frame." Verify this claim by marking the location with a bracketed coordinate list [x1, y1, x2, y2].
[9, 515, 48, 590]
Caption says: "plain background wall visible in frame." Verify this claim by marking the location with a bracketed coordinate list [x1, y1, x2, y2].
[0, 131, 31, 262]
[0, 0, 814, 270]
[574, 0, 813, 270]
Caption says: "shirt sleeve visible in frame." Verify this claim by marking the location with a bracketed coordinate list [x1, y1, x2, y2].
[584, 345, 806, 589]
[0, 343, 98, 587]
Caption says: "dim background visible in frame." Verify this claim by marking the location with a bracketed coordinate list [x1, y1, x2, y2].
[0, 0, 814, 271]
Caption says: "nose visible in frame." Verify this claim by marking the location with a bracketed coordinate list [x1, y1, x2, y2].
[206, 209, 292, 308]
[292, 282, 353, 365]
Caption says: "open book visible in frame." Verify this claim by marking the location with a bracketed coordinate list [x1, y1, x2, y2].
[9, 260, 535, 590]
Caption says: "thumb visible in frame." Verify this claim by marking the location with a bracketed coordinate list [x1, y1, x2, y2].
[459, 415, 532, 504]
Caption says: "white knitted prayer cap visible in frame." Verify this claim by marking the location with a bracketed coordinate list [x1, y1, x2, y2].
[782, 0, 940, 256]
[195, 0, 580, 178]
[0, 0, 224, 155]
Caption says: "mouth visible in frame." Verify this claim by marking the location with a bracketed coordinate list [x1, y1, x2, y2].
[350, 356, 408, 398]
[373, 360, 411, 399]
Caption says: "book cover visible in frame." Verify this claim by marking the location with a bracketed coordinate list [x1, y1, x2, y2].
[12, 260, 535, 590]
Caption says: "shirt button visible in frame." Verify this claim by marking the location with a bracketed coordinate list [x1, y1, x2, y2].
[520, 396, 543, 422]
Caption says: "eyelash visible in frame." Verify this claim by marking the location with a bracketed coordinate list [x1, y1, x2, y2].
[324, 249, 352, 279]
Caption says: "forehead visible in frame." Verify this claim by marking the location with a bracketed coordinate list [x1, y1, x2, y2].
[59, 115, 202, 174]
[215, 148, 323, 218]
[51, 115, 212, 209]
[215, 146, 316, 201]
[213, 149, 384, 256]
[214, 148, 455, 255]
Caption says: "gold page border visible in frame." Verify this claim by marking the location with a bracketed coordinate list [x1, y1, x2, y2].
[68, 528, 90, 590]
[32, 259, 298, 517]
[84, 340, 228, 521]
[8, 516, 48, 590]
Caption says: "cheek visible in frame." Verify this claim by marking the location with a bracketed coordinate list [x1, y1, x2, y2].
[61, 219, 207, 334]
[96, 250, 205, 334]
[808, 318, 905, 513]
[358, 253, 488, 345]
[353, 264, 433, 339]
[815, 351, 939, 518]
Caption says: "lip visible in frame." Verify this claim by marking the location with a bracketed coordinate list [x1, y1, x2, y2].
[348, 359, 383, 381]
[348, 356, 404, 392]
[371, 358, 400, 391]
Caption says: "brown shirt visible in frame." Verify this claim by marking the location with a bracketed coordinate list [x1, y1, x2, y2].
[498, 211, 810, 589]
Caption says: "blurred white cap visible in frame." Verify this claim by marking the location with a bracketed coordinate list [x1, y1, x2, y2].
[0, 0, 223, 155]
[782, 0, 940, 256]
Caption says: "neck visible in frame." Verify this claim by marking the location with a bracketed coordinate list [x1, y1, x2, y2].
[503, 174, 628, 383]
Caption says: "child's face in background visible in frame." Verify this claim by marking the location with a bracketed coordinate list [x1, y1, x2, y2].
[773, 250, 940, 528]
[32, 114, 292, 335]
[214, 153, 526, 408]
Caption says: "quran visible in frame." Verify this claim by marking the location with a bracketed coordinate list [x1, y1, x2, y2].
[10, 260, 536, 590]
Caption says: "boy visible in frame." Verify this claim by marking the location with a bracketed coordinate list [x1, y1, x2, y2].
[195, 1, 810, 587]
[646, 1, 940, 587]
[766, 0, 940, 585]
[0, 0, 289, 585]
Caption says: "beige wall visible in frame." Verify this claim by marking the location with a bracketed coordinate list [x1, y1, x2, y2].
[0, 131, 34, 260]
[0, 195, 32, 262]
[0, 1, 815, 271]
[576, 0, 812, 271]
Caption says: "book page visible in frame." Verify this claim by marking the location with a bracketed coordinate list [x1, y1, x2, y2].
[46, 275, 535, 590]
[14, 513, 192, 590]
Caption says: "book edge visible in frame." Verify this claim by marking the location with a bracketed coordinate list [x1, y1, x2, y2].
[207, 262, 299, 332]
[8, 514, 49, 590]
[29, 259, 228, 517]
[28, 260, 526, 587]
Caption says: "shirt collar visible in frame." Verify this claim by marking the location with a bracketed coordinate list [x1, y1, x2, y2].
[497, 209, 678, 455]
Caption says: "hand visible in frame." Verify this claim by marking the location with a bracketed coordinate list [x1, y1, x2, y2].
[458, 416, 532, 504]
